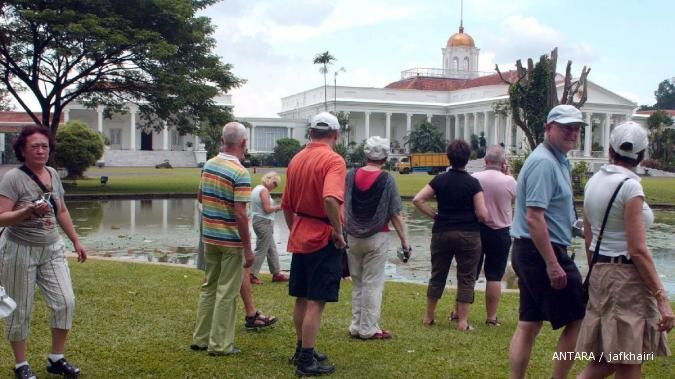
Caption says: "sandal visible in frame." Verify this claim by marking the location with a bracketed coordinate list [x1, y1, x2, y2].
[458, 324, 474, 332]
[449, 311, 459, 323]
[362, 330, 392, 340]
[422, 319, 435, 326]
[245, 310, 277, 330]
[249, 274, 263, 285]
[485, 318, 501, 327]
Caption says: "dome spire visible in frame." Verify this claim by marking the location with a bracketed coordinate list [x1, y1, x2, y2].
[459, 0, 464, 33]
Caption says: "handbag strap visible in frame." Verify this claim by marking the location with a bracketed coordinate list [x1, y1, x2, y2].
[586, 177, 630, 276]
[18, 165, 58, 213]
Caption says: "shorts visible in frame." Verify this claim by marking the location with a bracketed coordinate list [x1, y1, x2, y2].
[289, 242, 342, 302]
[511, 238, 585, 330]
[476, 225, 511, 281]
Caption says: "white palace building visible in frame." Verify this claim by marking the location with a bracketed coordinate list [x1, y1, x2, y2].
[0, 23, 647, 168]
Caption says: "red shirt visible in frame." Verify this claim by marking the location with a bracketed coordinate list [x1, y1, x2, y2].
[281, 142, 346, 253]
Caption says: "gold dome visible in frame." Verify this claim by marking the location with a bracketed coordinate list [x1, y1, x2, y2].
[446, 26, 475, 48]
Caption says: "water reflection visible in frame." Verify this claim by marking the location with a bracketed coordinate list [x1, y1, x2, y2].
[65, 199, 675, 299]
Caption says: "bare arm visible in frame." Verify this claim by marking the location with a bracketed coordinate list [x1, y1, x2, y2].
[323, 196, 346, 249]
[233, 202, 254, 267]
[473, 192, 488, 223]
[526, 206, 567, 289]
[390, 212, 410, 251]
[412, 184, 436, 220]
[55, 198, 86, 262]
[260, 187, 280, 214]
[0, 196, 43, 227]
[583, 208, 592, 266]
[283, 209, 295, 230]
[624, 197, 673, 332]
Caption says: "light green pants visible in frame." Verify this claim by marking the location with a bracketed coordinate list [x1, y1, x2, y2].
[192, 244, 243, 354]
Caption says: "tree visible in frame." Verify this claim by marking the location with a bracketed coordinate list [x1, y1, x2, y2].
[55, 120, 104, 178]
[330, 110, 350, 144]
[646, 110, 675, 163]
[404, 121, 446, 153]
[313, 51, 336, 110]
[0, 0, 243, 140]
[272, 138, 302, 167]
[655, 79, 675, 110]
[0, 86, 13, 111]
[496, 47, 591, 150]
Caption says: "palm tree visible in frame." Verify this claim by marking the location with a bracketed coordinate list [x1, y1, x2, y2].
[313, 51, 336, 110]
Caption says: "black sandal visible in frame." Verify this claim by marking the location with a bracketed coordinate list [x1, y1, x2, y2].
[245, 310, 278, 330]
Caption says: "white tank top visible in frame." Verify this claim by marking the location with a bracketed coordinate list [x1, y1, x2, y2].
[250, 185, 275, 221]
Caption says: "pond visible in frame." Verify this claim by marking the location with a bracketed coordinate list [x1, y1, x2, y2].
[65, 199, 675, 299]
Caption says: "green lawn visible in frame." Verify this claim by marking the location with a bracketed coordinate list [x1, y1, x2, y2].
[74, 167, 675, 205]
[1, 259, 672, 378]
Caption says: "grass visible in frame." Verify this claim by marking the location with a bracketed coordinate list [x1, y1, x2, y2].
[72, 167, 675, 205]
[0, 259, 672, 378]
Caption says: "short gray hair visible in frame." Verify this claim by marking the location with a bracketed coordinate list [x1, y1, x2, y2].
[221, 122, 247, 146]
[484, 145, 506, 165]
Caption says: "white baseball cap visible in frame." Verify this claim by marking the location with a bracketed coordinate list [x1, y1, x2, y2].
[610, 121, 648, 159]
[310, 112, 340, 130]
[364, 136, 390, 160]
[546, 104, 587, 126]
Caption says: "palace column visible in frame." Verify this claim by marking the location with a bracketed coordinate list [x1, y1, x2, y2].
[506, 113, 513, 148]
[365, 111, 371, 140]
[584, 112, 592, 157]
[492, 113, 500, 145]
[129, 106, 137, 151]
[96, 106, 104, 133]
[385, 112, 392, 141]
[483, 111, 489, 144]
[250, 124, 256, 152]
[445, 115, 451, 140]
[453, 114, 460, 140]
[162, 122, 169, 150]
[603, 113, 611, 158]
[463, 114, 471, 141]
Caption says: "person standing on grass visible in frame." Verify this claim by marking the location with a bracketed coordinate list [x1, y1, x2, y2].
[508, 105, 587, 379]
[344, 136, 411, 340]
[413, 139, 488, 332]
[190, 122, 255, 356]
[0, 126, 86, 379]
[249, 171, 289, 284]
[282, 112, 346, 376]
[575, 121, 672, 378]
[472, 145, 516, 327]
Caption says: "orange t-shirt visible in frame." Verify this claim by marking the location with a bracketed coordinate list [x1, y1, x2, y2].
[281, 142, 346, 253]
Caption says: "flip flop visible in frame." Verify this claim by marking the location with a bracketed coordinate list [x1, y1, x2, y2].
[485, 318, 501, 327]
[423, 319, 435, 326]
[458, 324, 474, 332]
[449, 311, 459, 323]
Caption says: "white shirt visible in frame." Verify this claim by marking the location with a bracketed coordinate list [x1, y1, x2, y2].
[250, 184, 275, 221]
[583, 164, 653, 258]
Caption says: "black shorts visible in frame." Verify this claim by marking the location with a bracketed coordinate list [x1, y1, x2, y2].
[511, 238, 586, 330]
[476, 225, 512, 281]
[289, 242, 342, 302]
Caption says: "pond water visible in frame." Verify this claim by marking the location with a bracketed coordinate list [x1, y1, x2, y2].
[65, 199, 675, 299]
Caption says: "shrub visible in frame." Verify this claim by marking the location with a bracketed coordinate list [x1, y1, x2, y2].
[55, 120, 104, 178]
[272, 138, 302, 167]
[571, 161, 590, 195]
[508, 152, 529, 179]
[641, 159, 662, 170]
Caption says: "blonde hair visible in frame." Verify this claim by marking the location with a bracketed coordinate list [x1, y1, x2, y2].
[261, 171, 280, 188]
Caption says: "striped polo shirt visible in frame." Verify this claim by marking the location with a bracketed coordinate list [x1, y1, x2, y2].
[200, 153, 251, 248]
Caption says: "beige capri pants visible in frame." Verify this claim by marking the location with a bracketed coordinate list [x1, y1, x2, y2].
[0, 234, 75, 341]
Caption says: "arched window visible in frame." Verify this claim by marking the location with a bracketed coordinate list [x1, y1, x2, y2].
[452, 57, 459, 71]
[463, 57, 470, 71]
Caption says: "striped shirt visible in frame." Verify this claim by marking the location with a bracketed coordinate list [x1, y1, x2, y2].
[200, 153, 251, 247]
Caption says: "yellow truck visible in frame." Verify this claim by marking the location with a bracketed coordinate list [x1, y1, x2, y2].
[395, 153, 449, 175]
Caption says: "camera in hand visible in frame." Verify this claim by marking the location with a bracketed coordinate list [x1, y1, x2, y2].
[572, 218, 584, 238]
[396, 246, 411, 263]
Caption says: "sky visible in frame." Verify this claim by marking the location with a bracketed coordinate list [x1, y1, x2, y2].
[204, 0, 675, 117]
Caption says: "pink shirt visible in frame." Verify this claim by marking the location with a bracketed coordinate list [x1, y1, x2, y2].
[472, 169, 516, 229]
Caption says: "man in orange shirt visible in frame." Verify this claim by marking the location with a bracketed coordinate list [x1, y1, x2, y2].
[282, 112, 347, 377]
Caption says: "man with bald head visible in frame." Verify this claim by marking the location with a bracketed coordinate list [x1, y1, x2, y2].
[472, 145, 516, 326]
[191, 122, 255, 356]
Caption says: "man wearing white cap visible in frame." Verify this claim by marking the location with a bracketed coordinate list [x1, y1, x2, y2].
[509, 104, 587, 379]
[344, 136, 410, 340]
[282, 111, 346, 376]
